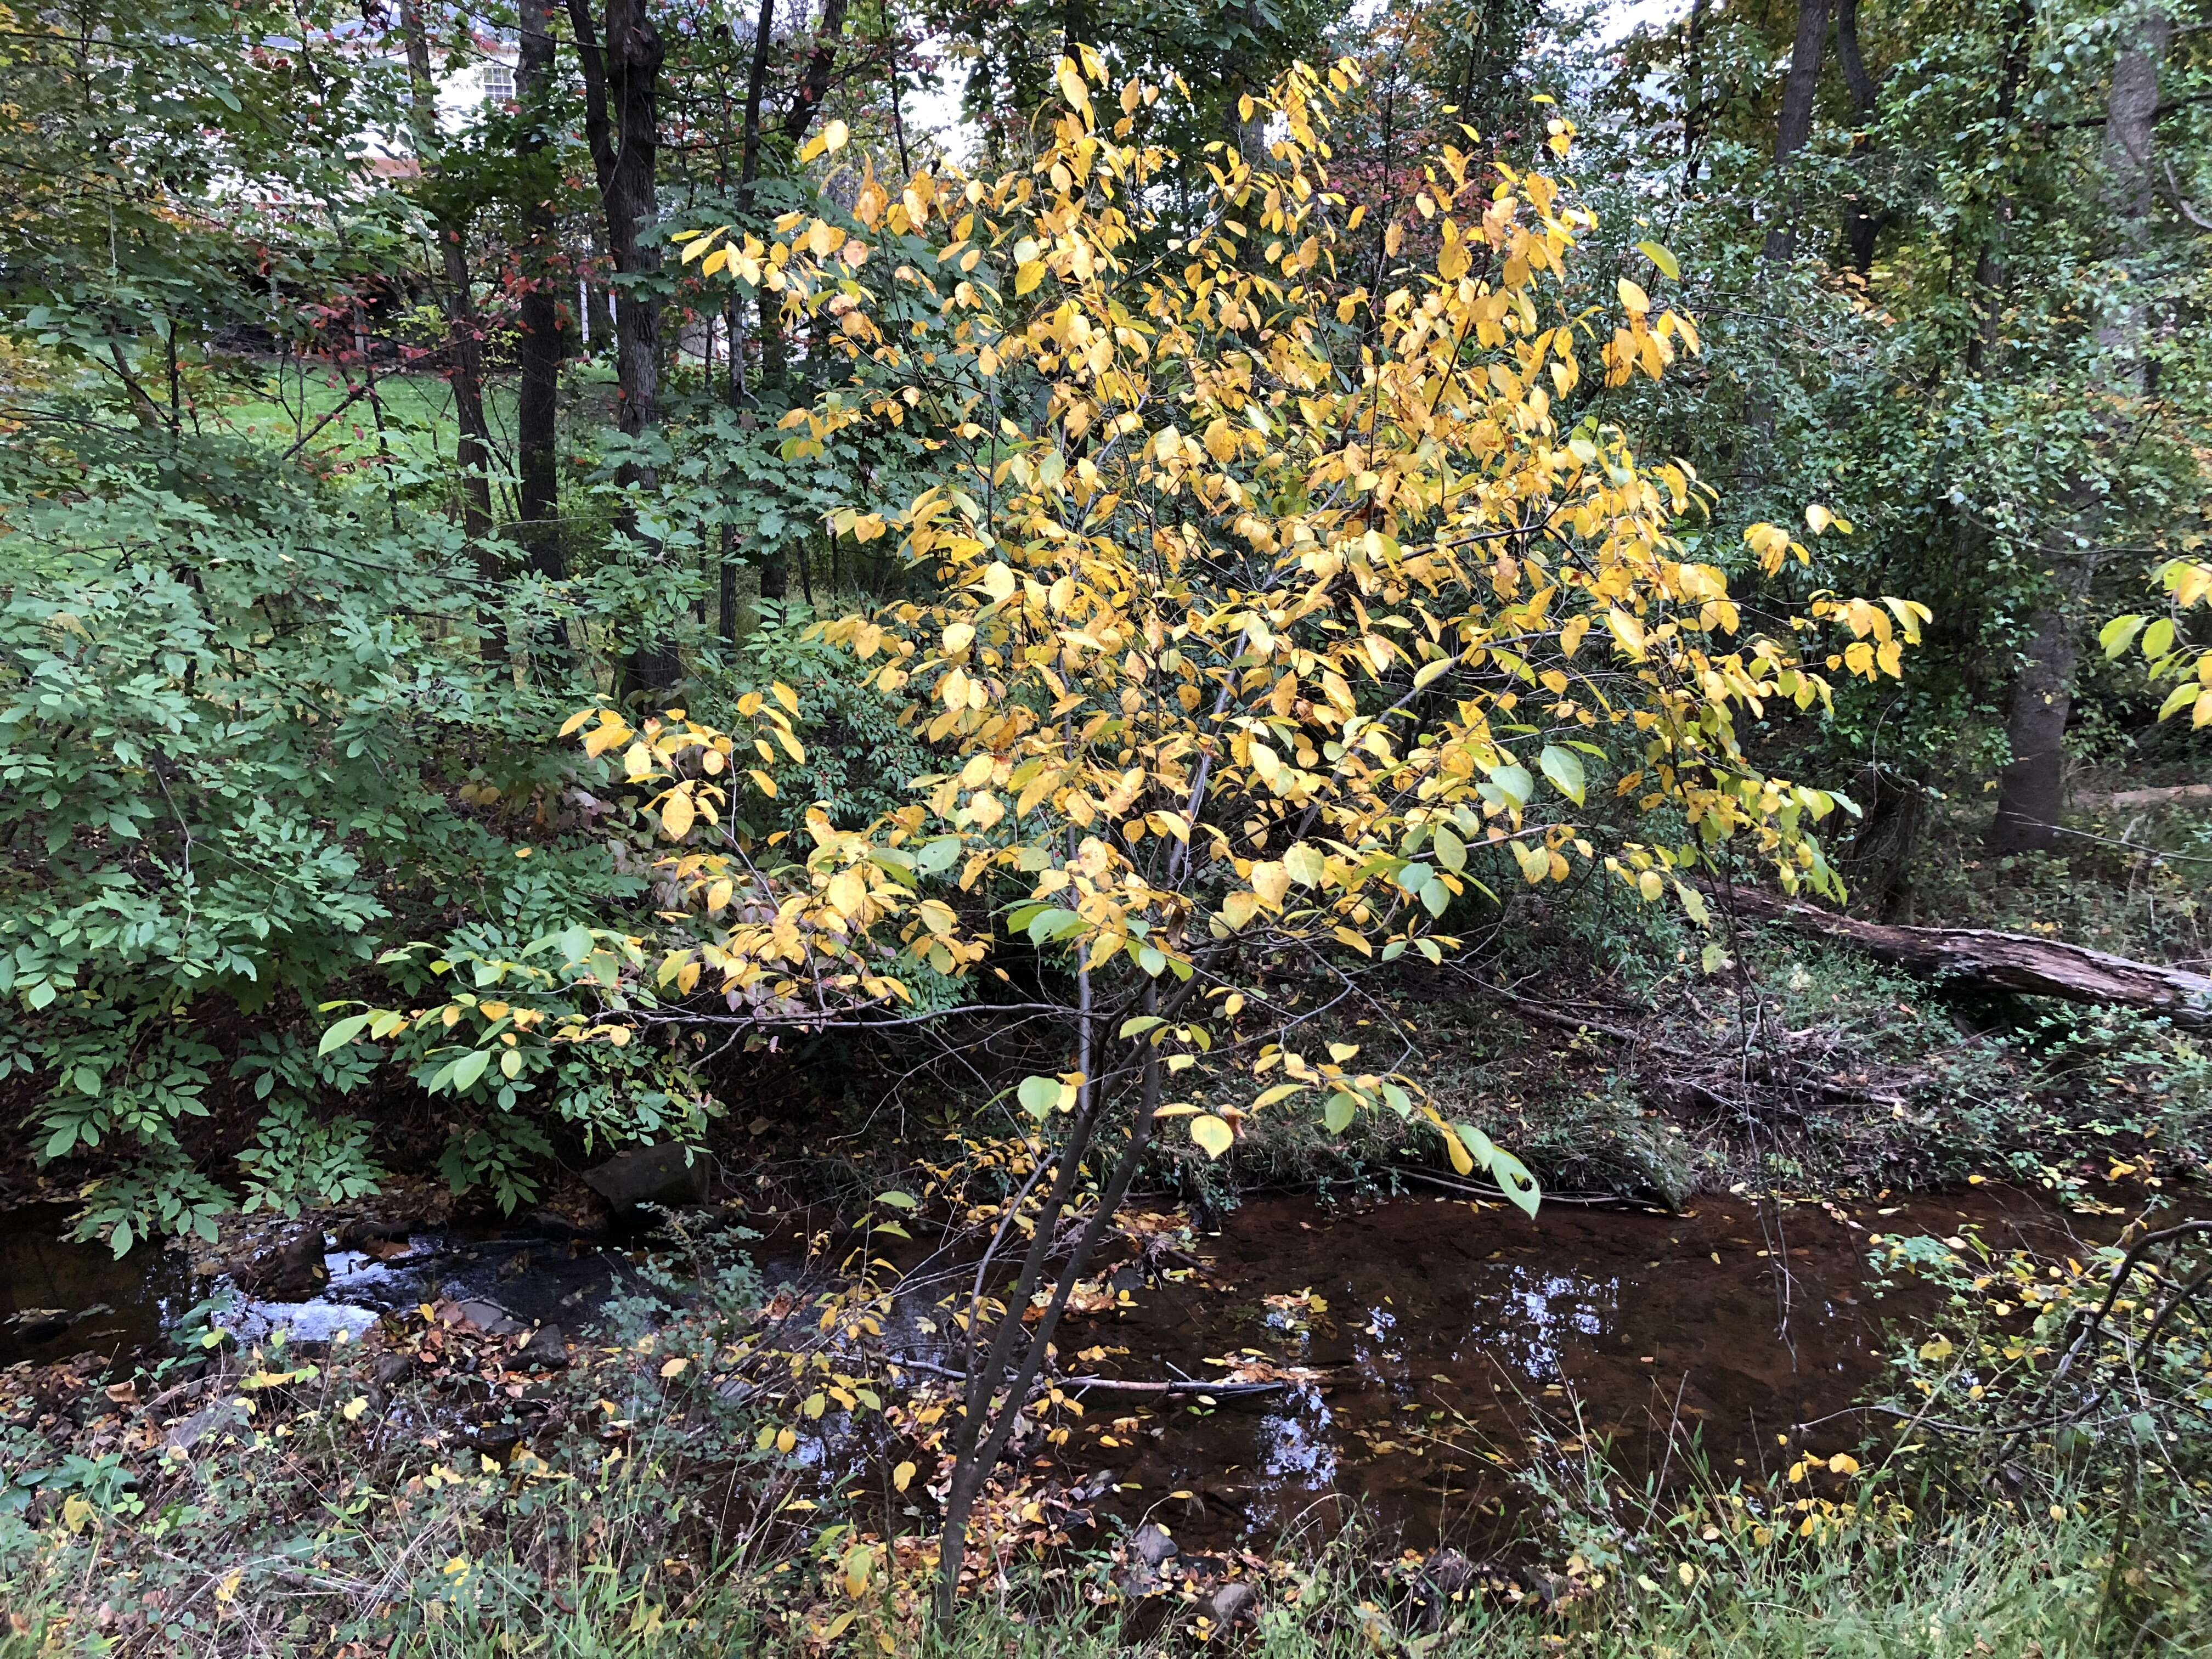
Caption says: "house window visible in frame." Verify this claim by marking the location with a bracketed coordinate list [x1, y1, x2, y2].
[482, 64, 515, 105]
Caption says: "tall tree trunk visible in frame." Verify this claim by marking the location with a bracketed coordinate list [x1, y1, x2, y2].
[1964, 0, 2036, 374]
[1835, 0, 1884, 274]
[781, 0, 850, 148]
[516, 0, 566, 588]
[566, 0, 664, 471]
[610, 0, 665, 466]
[568, 0, 680, 702]
[1988, 2, 2171, 853]
[1763, 0, 1831, 263]
[398, 0, 500, 653]
[1681, 0, 1709, 192]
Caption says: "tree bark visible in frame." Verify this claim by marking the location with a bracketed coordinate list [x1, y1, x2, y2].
[1681, 0, 1709, 191]
[1835, 0, 1884, 274]
[781, 0, 849, 148]
[516, 0, 566, 588]
[1987, 2, 2170, 852]
[1988, 601, 2082, 851]
[1964, 0, 2035, 374]
[1763, 0, 1831, 262]
[568, 0, 681, 703]
[566, 0, 664, 471]
[1709, 886, 2212, 1026]
[398, 0, 499, 650]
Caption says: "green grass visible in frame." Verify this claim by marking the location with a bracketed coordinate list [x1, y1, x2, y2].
[202, 360, 625, 476]
[5, 1502, 2171, 1659]
[205, 368, 476, 467]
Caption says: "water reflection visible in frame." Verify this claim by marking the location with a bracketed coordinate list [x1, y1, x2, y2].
[1076, 1190, 2080, 1549]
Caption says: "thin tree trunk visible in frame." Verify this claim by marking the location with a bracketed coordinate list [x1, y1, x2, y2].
[1763, 0, 1831, 263]
[1681, 0, 1709, 191]
[398, 0, 500, 653]
[1964, 0, 2035, 374]
[1835, 0, 1884, 273]
[565, 0, 663, 470]
[568, 0, 680, 702]
[516, 0, 566, 590]
[1987, 2, 2171, 852]
[780, 0, 849, 148]
[738, 0, 792, 606]
[1989, 594, 2085, 851]
[935, 985, 1176, 1620]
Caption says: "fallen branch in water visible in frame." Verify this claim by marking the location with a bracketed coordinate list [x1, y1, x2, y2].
[891, 1354, 1305, 1397]
[1396, 1169, 1644, 1208]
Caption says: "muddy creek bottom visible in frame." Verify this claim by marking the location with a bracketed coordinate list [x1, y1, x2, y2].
[1039, 1187, 2084, 1551]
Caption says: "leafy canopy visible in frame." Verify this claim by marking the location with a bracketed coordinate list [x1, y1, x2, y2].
[335, 53, 1922, 1177]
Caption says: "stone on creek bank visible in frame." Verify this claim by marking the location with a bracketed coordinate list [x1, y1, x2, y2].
[582, 1143, 711, 1212]
[237, 1228, 326, 1301]
[515, 1323, 569, 1370]
[436, 1298, 523, 1338]
[163, 1397, 251, 1454]
[1198, 1579, 1259, 1627]
[1129, 1523, 1179, 1568]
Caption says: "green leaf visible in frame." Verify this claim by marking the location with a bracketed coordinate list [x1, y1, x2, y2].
[1487, 1147, 1542, 1218]
[1323, 1092, 1357, 1135]
[1189, 1114, 1234, 1158]
[1119, 1015, 1165, 1038]
[1485, 763, 1533, 809]
[2099, 614, 2146, 659]
[1673, 879, 1711, 927]
[873, 1189, 919, 1210]
[318, 1013, 373, 1056]
[449, 1049, 491, 1092]
[1432, 826, 1466, 873]
[1635, 239, 1680, 279]
[1017, 1075, 1062, 1119]
[2142, 618, 2176, 662]
[916, 836, 962, 875]
[1539, 744, 1587, 806]
[1283, 842, 1328, 887]
[1026, 907, 1084, 944]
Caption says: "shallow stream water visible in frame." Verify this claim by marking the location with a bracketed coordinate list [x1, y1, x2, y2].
[1, 1184, 2089, 1548]
[1050, 1187, 2085, 1548]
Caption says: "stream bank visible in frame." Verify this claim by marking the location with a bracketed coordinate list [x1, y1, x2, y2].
[2, 1181, 2092, 1549]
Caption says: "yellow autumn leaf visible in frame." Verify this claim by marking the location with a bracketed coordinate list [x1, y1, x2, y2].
[1249, 860, 1291, 906]
[1056, 61, 1091, 115]
[660, 786, 695, 840]
[1189, 1114, 1235, 1158]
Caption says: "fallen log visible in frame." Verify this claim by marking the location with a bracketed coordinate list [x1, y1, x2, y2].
[2097, 782, 2212, 811]
[1710, 885, 2212, 1026]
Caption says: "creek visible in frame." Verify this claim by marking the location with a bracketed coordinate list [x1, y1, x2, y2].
[0, 1184, 2086, 1550]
